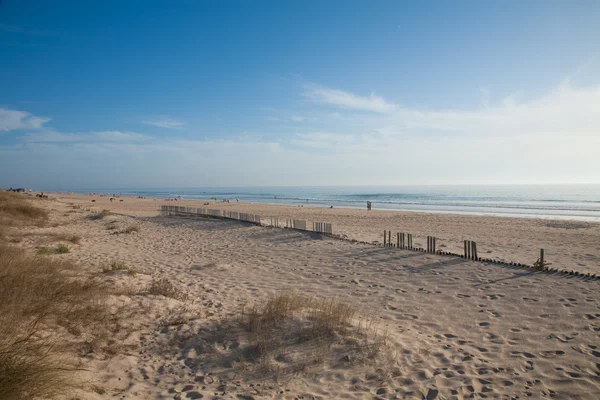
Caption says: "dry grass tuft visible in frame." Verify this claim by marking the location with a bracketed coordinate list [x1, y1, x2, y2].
[0, 191, 48, 229]
[112, 225, 140, 235]
[148, 278, 188, 301]
[236, 294, 394, 379]
[101, 261, 137, 277]
[88, 209, 111, 220]
[56, 244, 70, 254]
[0, 244, 111, 399]
[104, 220, 118, 230]
[37, 246, 52, 256]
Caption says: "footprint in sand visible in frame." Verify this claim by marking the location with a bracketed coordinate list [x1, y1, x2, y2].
[522, 297, 539, 302]
[511, 351, 536, 359]
[549, 333, 579, 342]
[485, 310, 501, 318]
[486, 294, 505, 300]
[456, 293, 471, 298]
[539, 350, 565, 358]
[478, 322, 490, 327]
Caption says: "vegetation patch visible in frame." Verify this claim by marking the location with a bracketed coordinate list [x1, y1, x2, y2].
[112, 225, 140, 235]
[56, 244, 70, 254]
[101, 261, 137, 277]
[104, 220, 118, 230]
[0, 244, 112, 399]
[88, 209, 111, 220]
[148, 278, 188, 301]
[0, 191, 48, 229]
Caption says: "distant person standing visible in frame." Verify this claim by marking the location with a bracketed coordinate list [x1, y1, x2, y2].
[367, 201, 372, 211]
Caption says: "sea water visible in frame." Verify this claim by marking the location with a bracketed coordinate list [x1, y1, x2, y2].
[106, 185, 600, 222]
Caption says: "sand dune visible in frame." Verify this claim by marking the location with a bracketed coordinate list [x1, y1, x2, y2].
[15, 194, 600, 398]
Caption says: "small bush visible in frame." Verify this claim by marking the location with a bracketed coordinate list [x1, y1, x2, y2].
[112, 225, 140, 235]
[88, 210, 111, 220]
[238, 294, 392, 378]
[104, 221, 118, 230]
[0, 244, 110, 398]
[0, 191, 48, 227]
[148, 278, 187, 301]
[37, 247, 52, 256]
[56, 244, 70, 254]
[101, 261, 137, 277]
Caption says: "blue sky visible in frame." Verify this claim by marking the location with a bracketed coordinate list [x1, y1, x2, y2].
[1, 0, 599, 190]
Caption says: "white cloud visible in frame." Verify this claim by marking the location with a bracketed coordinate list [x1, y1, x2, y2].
[24, 130, 146, 143]
[141, 116, 185, 129]
[290, 115, 305, 122]
[1, 80, 599, 188]
[304, 85, 397, 113]
[0, 108, 50, 131]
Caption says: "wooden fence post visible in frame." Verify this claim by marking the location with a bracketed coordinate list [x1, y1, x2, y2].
[383, 230, 386, 247]
[388, 231, 391, 247]
[540, 249, 544, 265]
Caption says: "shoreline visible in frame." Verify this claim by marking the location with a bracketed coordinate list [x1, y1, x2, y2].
[55, 191, 600, 222]
[5, 191, 599, 398]
[52, 192, 600, 274]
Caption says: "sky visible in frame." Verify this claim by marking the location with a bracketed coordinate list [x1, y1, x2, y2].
[1, 0, 599, 190]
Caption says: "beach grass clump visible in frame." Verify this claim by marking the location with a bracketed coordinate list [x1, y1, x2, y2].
[37, 246, 52, 256]
[148, 278, 188, 301]
[0, 191, 48, 228]
[112, 225, 140, 235]
[101, 261, 137, 277]
[0, 244, 110, 399]
[104, 220, 118, 230]
[239, 294, 392, 378]
[88, 209, 111, 220]
[56, 244, 70, 254]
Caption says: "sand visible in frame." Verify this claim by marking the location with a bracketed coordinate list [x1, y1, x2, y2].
[15, 193, 600, 398]
[62, 193, 600, 274]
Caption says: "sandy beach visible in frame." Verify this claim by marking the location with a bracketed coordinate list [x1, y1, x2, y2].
[4, 192, 599, 399]
[61, 193, 600, 275]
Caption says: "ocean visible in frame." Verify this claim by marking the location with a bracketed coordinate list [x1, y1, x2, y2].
[101, 185, 600, 222]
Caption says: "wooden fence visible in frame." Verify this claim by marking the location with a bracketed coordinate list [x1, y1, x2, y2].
[160, 205, 597, 279]
[160, 205, 332, 235]
[160, 205, 261, 224]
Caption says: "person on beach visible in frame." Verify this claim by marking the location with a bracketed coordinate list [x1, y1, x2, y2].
[367, 201, 372, 211]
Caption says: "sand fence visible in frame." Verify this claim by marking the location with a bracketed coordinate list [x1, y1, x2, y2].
[159, 205, 332, 234]
[159, 205, 598, 280]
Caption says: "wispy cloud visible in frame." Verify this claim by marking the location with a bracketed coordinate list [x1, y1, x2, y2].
[24, 130, 146, 143]
[304, 84, 397, 113]
[141, 116, 185, 129]
[0, 108, 50, 131]
[1, 79, 599, 187]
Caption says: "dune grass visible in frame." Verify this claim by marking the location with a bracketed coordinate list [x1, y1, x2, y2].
[0, 191, 48, 229]
[111, 225, 140, 235]
[0, 244, 109, 399]
[148, 278, 188, 301]
[240, 294, 392, 378]
[101, 261, 137, 277]
[88, 209, 111, 220]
